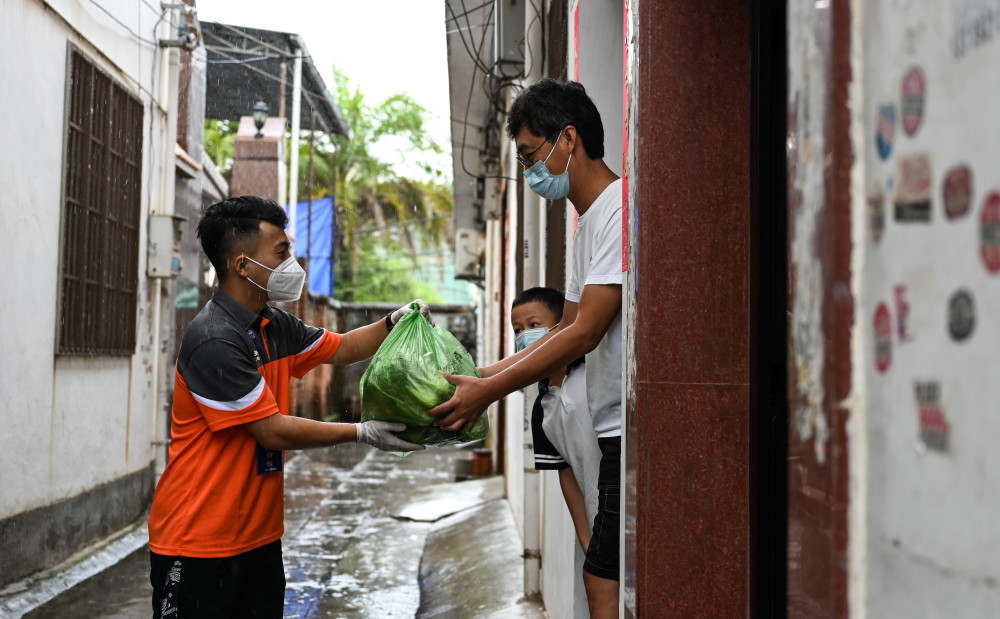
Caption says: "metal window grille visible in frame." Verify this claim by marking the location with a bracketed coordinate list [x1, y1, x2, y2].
[58, 48, 144, 356]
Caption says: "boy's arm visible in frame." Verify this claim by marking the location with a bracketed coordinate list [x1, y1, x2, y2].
[429, 283, 621, 430]
[479, 301, 579, 379]
[558, 468, 592, 552]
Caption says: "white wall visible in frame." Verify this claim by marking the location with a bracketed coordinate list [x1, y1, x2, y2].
[578, 0, 624, 176]
[540, 469, 590, 619]
[856, 1, 1000, 615]
[0, 0, 172, 518]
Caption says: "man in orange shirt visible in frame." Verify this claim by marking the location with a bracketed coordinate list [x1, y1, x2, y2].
[148, 196, 425, 618]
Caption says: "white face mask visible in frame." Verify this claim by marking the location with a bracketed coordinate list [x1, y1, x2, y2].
[515, 326, 550, 352]
[243, 256, 306, 302]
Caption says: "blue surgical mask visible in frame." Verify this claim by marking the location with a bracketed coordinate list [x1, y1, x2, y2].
[523, 137, 572, 200]
[515, 326, 550, 352]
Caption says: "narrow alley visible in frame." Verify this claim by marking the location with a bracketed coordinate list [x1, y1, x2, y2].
[3, 445, 542, 619]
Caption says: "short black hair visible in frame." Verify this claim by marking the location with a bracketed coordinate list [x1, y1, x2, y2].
[506, 78, 605, 160]
[197, 195, 288, 280]
[512, 287, 565, 321]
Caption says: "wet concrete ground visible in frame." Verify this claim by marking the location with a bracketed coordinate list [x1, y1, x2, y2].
[6, 444, 541, 619]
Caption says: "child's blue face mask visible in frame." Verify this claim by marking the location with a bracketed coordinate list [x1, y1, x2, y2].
[523, 134, 572, 200]
[515, 326, 550, 352]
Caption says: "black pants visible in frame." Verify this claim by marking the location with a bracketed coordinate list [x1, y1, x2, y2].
[150, 540, 285, 618]
[583, 436, 622, 581]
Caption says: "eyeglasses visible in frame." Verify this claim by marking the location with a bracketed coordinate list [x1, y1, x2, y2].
[516, 130, 562, 168]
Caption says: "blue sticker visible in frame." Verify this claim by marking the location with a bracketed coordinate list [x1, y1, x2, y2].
[876, 104, 896, 160]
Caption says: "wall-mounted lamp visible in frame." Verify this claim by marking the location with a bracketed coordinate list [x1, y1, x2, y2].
[252, 101, 270, 138]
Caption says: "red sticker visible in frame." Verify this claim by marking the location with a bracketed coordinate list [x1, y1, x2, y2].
[943, 165, 972, 220]
[901, 67, 926, 136]
[915, 381, 949, 453]
[874, 302, 892, 373]
[980, 191, 1000, 273]
[894, 153, 932, 222]
[894, 285, 911, 341]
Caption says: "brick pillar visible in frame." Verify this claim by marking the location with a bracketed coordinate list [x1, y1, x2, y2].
[229, 116, 286, 204]
[624, 0, 752, 615]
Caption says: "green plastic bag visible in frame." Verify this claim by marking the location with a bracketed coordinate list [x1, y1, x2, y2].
[360, 304, 489, 448]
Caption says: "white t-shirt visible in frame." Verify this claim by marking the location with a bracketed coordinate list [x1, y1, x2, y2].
[541, 366, 602, 524]
[565, 179, 623, 438]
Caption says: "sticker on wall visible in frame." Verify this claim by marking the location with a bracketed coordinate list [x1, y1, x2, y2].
[901, 66, 926, 137]
[947, 289, 975, 342]
[874, 302, 892, 373]
[915, 380, 950, 453]
[980, 191, 1000, 273]
[876, 104, 896, 160]
[894, 285, 912, 341]
[894, 153, 932, 222]
[868, 185, 886, 243]
[943, 165, 973, 220]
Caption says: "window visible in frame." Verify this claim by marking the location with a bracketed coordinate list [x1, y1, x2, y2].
[58, 47, 144, 355]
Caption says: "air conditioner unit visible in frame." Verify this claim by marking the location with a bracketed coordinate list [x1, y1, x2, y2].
[455, 227, 485, 280]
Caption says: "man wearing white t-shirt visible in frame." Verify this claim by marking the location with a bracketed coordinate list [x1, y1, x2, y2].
[430, 78, 623, 618]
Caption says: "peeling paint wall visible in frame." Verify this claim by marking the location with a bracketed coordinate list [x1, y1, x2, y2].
[787, 1, 855, 615]
[857, 1, 1000, 614]
[789, 2, 832, 467]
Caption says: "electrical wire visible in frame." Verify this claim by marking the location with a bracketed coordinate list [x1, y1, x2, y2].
[452, 0, 498, 180]
[210, 20, 314, 61]
[521, 0, 546, 80]
[86, 0, 157, 46]
[445, 1, 494, 77]
[444, 0, 494, 25]
[205, 54, 284, 65]
[200, 36, 333, 107]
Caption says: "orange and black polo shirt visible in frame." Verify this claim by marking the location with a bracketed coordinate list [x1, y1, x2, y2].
[148, 287, 340, 558]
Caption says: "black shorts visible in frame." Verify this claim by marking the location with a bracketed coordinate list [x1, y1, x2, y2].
[583, 436, 621, 581]
[150, 540, 285, 618]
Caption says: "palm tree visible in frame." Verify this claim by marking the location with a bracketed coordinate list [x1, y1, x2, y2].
[204, 69, 455, 303]
[294, 69, 454, 302]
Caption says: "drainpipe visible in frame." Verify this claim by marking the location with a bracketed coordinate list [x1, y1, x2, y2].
[521, 0, 544, 597]
[151, 5, 182, 477]
[288, 49, 302, 230]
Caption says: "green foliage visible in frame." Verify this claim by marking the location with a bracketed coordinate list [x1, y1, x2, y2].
[322, 67, 455, 304]
[203, 119, 237, 174]
[202, 69, 456, 305]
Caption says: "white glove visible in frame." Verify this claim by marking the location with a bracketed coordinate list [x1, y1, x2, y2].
[388, 299, 432, 328]
[355, 420, 425, 452]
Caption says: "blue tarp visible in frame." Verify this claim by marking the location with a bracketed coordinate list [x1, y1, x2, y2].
[286, 197, 336, 296]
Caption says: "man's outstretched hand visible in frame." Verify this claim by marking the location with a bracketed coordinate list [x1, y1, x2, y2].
[427, 372, 496, 432]
[355, 421, 425, 452]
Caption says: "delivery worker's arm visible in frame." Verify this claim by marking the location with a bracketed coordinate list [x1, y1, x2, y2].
[429, 283, 620, 431]
[325, 300, 431, 365]
[245, 414, 424, 452]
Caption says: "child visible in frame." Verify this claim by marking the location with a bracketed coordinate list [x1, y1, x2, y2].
[511, 287, 601, 552]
